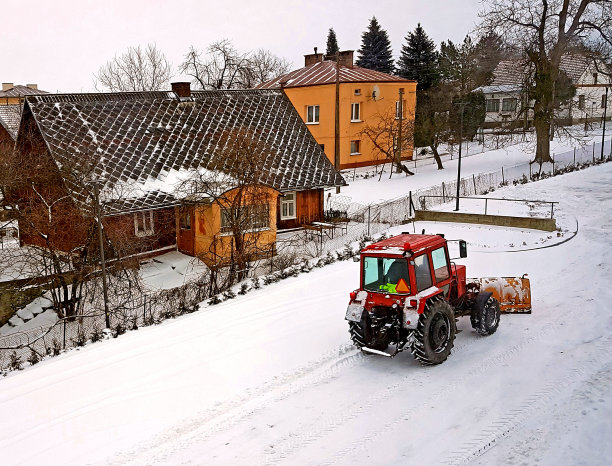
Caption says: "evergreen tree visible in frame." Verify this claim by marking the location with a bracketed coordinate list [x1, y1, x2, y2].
[439, 35, 477, 93]
[472, 33, 505, 88]
[326, 28, 339, 58]
[397, 23, 438, 91]
[356, 17, 394, 74]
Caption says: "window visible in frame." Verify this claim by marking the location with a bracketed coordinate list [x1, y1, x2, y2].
[351, 103, 361, 121]
[362, 256, 410, 294]
[414, 254, 433, 292]
[354, 89, 361, 96]
[306, 105, 319, 124]
[579, 95, 585, 110]
[134, 211, 154, 237]
[486, 98, 500, 113]
[350, 140, 361, 155]
[179, 208, 191, 230]
[502, 98, 517, 112]
[431, 247, 450, 282]
[602, 94, 608, 109]
[220, 205, 270, 234]
[280, 192, 296, 220]
[395, 100, 405, 119]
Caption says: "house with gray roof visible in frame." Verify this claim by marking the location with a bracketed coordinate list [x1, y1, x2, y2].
[477, 54, 610, 128]
[8, 83, 345, 262]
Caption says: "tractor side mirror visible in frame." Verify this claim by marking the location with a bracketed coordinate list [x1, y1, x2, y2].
[459, 240, 468, 258]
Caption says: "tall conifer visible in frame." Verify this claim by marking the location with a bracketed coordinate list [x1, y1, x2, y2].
[356, 17, 394, 74]
[397, 23, 438, 90]
[326, 28, 339, 58]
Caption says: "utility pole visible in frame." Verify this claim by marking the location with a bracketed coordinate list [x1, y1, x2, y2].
[455, 102, 467, 211]
[334, 52, 341, 193]
[396, 88, 404, 172]
[92, 182, 111, 329]
[601, 86, 608, 161]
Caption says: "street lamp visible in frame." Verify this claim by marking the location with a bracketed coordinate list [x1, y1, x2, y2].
[601, 86, 608, 161]
[90, 180, 111, 329]
[454, 102, 467, 211]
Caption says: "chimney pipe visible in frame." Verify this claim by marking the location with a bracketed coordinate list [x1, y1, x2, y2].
[2, 83, 13, 91]
[26, 84, 38, 90]
[337, 51, 354, 69]
[304, 50, 324, 67]
[172, 82, 191, 98]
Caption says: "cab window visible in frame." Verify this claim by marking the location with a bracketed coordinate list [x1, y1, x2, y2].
[431, 247, 450, 282]
[362, 256, 410, 294]
[414, 254, 433, 292]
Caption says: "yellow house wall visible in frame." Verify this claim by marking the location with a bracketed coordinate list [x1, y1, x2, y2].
[284, 81, 417, 169]
[192, 186, 278, 266]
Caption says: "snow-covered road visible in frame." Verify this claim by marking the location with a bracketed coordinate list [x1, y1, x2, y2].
[1, 164, 611, 465]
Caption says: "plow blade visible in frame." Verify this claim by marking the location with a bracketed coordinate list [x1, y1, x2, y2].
[473, 277, 532, 313]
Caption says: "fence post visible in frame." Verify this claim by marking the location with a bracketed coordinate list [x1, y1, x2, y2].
[143, 295, 147, 323]
[409, 191, 412, 217]
[442, 182, 446, 202]
[529, 163, 532, 178]
[367, 206, 371, 237]
[502, 166, 505, 184]
[472, 174, 477, 194]
[573, 147, 576, 166]
[63, 319, 66, 349]
[593, 144, 595, 162]
[550, 203, 554, 219]
[552, 153, 555, 173]
[485, 198, 488, 215]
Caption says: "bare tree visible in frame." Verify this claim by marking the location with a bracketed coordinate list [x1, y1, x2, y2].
[180, 39, 290, 89]
[360, 109, 416, 177]
[175, 129, 277, 288]
[0, 126, 147, 320]
[94, 43, 173, 92]
[478, 0, 612, 163]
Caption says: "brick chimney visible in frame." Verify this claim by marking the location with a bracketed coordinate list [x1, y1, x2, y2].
[304, 47, 324, 67]
[26, 84, 38, 90]
[2, 83, 13, 91]
[171, 82, 191, 98]
[337, 50, 354, 69]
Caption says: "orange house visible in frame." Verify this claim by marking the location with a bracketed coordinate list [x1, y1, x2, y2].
[259, 51, 417, 169]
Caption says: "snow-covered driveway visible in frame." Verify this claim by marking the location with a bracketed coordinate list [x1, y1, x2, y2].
[1, 164, 610, 465]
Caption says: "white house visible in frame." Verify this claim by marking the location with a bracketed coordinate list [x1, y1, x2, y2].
[477, 54, 610, 128]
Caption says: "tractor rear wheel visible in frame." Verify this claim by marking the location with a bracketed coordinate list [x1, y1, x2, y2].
[349, 316, 388, 351]
[412, 299, 456, 365]
[471, 295, 500, 336]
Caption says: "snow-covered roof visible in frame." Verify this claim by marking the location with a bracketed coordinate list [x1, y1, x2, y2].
[475, 84, 522, 95]
[22, 89, 346, 215]
[0, 104, 21, 140]
[491, 54, 598, 87]
[257, 60, 413, 89]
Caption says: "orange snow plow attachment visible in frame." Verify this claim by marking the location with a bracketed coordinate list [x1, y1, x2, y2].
[470, 276, 532, 313]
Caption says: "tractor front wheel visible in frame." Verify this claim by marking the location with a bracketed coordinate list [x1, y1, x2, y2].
[471, 295, 500, 336]
[412, 299, 456, 365]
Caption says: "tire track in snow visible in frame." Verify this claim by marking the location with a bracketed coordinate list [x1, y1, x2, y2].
[442, 336, 612, 465]
[110, 343, 367, 465]
[264, 294, 585, 466]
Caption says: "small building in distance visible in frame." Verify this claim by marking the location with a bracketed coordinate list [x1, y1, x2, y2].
[0, 83, 48, 143]
[258, 50, 417, 169]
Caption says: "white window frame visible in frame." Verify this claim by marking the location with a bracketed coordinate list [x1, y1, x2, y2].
[350, 140, 361, 155]
[280, 191, 296, 220]
[354, 88, 361, 96]
[486, 98, 500, 113]
[134, 211, 154, 237]
[395, 100, 405, 119]
[306, 105, 320, 124]
[351, 102, 361, 122]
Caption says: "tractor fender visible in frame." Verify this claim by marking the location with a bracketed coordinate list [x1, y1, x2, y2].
[345, 302, 366, 322]
[402, 286, 443, 329]
[472, 291, 493, 315]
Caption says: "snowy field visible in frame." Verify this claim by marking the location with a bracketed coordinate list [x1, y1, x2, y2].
[0, 164, 610, 465]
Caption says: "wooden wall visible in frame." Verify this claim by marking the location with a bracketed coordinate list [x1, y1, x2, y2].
[277, 189, 324, 230]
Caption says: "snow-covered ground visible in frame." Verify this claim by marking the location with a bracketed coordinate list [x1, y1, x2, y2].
[337, 127, 609, 205]
[0, 162, 610, 465]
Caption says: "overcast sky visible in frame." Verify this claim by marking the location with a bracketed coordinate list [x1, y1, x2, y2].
[3, 0, 483, 93]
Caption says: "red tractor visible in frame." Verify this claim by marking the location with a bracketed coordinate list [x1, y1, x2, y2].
[346, 233, 531, 365]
